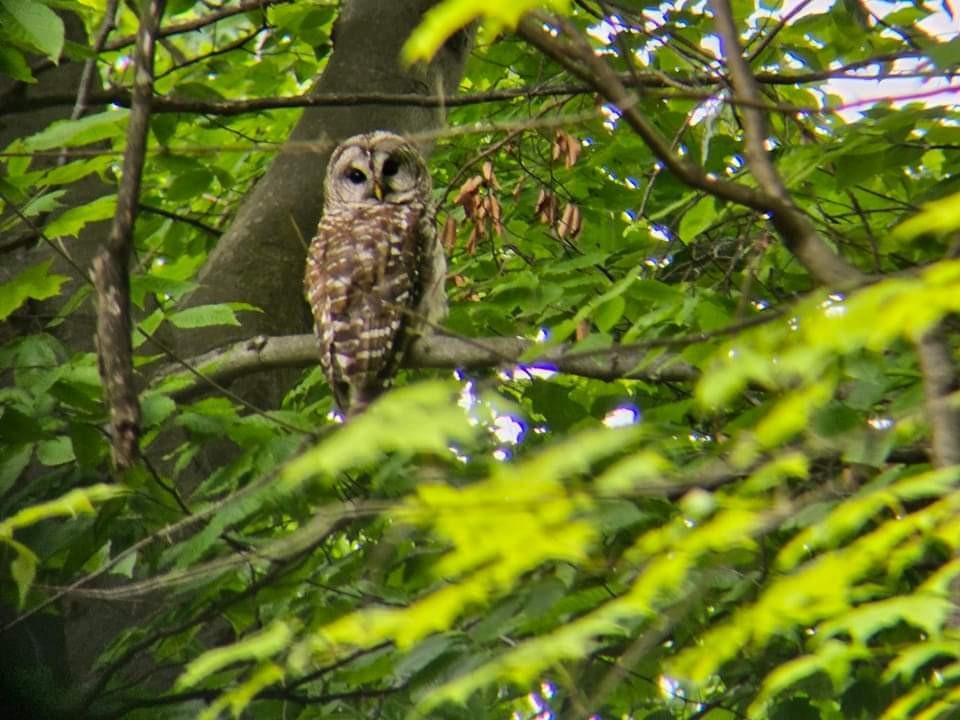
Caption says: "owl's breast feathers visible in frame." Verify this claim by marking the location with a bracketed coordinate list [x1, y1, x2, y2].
[305, 202, 431, 413]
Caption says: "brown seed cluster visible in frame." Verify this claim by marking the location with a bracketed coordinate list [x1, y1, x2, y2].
[536, 130, 584, 240]
[446, 130, 586, 257]
[451, 160, 504, 255]
[552, 129, 582, 168]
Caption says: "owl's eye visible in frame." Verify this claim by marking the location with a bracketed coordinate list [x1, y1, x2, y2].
[346, 169, 366, 184]
[382, 158, 400, 177]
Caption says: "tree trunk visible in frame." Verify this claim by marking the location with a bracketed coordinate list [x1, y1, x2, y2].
[57, 0, 470, 706]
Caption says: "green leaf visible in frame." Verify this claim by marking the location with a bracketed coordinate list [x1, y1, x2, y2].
[0, 0, 64, 62]
[930, 36, 960, 69]
[280, 380, 474, 491]
[141, 393, 177, 428]
[749, 640, 871, 716]
[0, 43, 33, 82]
[0, 259, 69, 322]
[37, 435, 75, 466]
[884, 641, 960, 682]
[168, 303, 246, 329]
[21, 189, 66, 217]
[9, 541, 37, 606]
[110, 550, 138, 578]
[403, 0, 570, 63]
[820, 596, 953, 645]
[45, 195, 117, 238]
[0, 443, 32, 496]
[593, 294, 625, 332]
[893, 190, 960, 239]
[176, 620, 295, 690]
[678, 195, 717, 243]
[69, 424, 104, 470]
[0, 408, 44, 444]
[21, 110, 128, 151]
[0, 484, 125, 536]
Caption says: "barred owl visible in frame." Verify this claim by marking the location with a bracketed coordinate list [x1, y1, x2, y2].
[304, 131, 447, 415]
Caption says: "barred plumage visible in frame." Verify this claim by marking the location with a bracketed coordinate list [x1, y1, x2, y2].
[304, 132, 446, 415]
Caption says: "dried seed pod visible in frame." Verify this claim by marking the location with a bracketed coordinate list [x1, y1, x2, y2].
[565, 135, 582, 168]
[535, 188, 556, 225]
[489, 196, 504, 237]
[557, 203, 583, 239]
[511, 177, 524, 200]
[557, 202, 575, 239]
[481, 160, 501, 190]
[462, 192, 482, 221]
[453, 175, 483, 205]
[576, 319, 591, 341]
[441, 215, 457, 249]
[552, 133, 564, 162]
[476, 195, 488, 223]
[466, 224, 479, 255]
[569, 204, 583, 239]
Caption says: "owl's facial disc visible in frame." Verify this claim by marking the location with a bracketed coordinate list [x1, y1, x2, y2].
[375, 151, 418, 202]
[323, 133, 430, 208]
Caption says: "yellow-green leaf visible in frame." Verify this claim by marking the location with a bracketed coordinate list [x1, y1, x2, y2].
[0, 259, 69, 321]
[894, 190, 960, 239]
[403, 0, 570, 64]
[0, 484, 125, 537]
[176, 620, 295, 690]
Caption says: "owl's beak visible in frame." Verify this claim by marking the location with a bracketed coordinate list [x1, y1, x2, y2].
[372, 181, 384, 201]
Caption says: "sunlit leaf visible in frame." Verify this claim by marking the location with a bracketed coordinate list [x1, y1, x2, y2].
[0, 0, 64, 62]
[403, 0, 570, 62]
[176, 620, 295, 690]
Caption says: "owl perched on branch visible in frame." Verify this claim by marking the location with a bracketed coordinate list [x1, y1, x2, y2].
[304, 131, 447, 415]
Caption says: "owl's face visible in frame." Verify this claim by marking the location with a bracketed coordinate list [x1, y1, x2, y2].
[323, 131, 431, 208]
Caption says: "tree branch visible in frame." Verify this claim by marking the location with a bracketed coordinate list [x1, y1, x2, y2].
[515, 16, 770, 209]
[71, 0, 119, 120]
[138, 203, 220, 236]
[103, 0, 289, 52]
[151, 333, 700, 402]
[0, 52, 930, 118]
[518, 11, 866, 287]
[745, 0, 815, 62]
[711, 0, 865, 286]
[0, 84, 601, 117]
[93, 0, 165, 469]
[154, 25, 268, 80]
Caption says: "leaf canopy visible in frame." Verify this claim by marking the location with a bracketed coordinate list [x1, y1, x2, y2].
[2, 0, 960, 719]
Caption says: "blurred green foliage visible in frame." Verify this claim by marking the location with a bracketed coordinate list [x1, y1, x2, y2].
[2, 0, 960, 718]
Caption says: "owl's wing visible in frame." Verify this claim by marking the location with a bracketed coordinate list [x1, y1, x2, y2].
[413, 206, 447, 333]
[305, 204, 425, 414]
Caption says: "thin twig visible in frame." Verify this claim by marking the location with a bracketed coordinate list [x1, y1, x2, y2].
[106, 0, 285, 50]
[154, 24, 268, 80]
[93, 0, 166, 469]
[709, 0, 865, 286]
[745, 0, 815, 62]
[138, 203, 221, 235]
[1, 54, 940, 118]
[71, 0, 120, 121]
